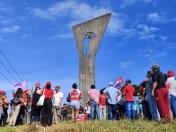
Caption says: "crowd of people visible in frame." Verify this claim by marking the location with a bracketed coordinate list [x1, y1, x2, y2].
[0, 64, 176, 127]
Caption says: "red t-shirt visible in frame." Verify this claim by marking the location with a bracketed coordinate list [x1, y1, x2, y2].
[99, 94, 107, 106]
[70, 89, 81, 101]
[44, 88, 54, 99]
[23, 93, 28, 104]
[123, 85, 135, 102]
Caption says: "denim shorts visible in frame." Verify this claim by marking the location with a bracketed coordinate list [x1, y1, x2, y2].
[70, 100, 80, 109]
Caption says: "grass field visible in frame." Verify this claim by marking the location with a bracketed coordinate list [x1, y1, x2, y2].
[1, 120, 176, 132]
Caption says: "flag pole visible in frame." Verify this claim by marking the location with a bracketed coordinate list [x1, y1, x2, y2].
[26, 80, 27, 89]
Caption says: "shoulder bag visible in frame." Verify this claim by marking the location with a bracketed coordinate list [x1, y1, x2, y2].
[37, 89, 45, 106]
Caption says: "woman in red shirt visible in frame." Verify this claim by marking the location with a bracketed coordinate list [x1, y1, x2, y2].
[69, 83, 82, 122]
[41, 81, 54, 127]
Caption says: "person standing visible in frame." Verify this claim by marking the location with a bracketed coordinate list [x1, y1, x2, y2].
[146, 71, 160, 120]
[9, 88, 23, 126]
[0, 91, 9, 126]
[53, 86, 63, 124]
[88, 85, 100, 120]
[69, 83, 82, 122]
[123, 80, 135, 120]
[99, 90, 107, 120]
[104, 82, 121, 120]
[151, 64, 170, 121]
[30, 82, 42, 124]
[41, 81, 54, 127]
[167, 70, 176, 119]
[0, 96, 4, 126]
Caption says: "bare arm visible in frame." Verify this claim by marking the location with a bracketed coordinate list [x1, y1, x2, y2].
[152, 82, 157, 96]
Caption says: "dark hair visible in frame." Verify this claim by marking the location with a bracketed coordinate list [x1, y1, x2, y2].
[55, 86, 60, 89]
[151, 64, 160, 72]
[16, 88, 23, 97]
[46, 84, 51, 89]
[91, 85, 95, 89]
[100, 90, 104, 94]
[126, 79, 131, 84]
[72, 83, 77, 89]
[55, 86, 60, 91]
[163, 73, 167, 81]
[146, 71, 153, 78]
[35, 86, 40, 91]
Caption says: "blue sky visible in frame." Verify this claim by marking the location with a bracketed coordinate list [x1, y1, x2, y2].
[0, 0, 175, 102]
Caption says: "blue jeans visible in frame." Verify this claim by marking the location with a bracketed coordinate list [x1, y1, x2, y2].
[125, 101, 135, 120]
[146, 95, 160, 120]
[31, 115, 40, 122]
[99, 107, 106, 120]
[107, 103, 118, 120]
[170, 94, 176, 118]
[90, 100, 100, 120]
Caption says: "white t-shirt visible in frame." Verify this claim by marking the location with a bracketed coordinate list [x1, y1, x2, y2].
[167, 77, 176, 96]
[85, 106, 90, 114]
[53, 91, 63, 106]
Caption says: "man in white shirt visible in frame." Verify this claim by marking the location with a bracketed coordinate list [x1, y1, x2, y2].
[104, 82, 121, 120]
[167, 70, 176, 119]
[53, 86, 63, 124]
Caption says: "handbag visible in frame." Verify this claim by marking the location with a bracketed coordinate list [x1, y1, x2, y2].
[37, 89, 45, 106]
[67, 93, 71, 102]
[10, 97, 21, 105]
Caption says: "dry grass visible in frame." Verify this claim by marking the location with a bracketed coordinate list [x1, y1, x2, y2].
[1, 120, 176, 132]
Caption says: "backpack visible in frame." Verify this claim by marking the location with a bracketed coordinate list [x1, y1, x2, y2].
[67, 94, 71, 102]
[10, 97, 21, 105]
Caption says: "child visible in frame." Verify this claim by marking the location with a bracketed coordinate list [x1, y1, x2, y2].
[137, 93, 144, 119]
[61, 104, 68, 121]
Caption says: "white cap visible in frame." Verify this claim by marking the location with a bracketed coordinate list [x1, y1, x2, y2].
[108, 82, 114, 86]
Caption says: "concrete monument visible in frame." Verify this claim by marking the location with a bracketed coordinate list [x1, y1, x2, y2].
[72, 13, 111, 106]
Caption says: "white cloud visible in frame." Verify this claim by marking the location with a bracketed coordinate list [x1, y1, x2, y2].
[147, 12, 176, 24]
[120, 0, 155, 8]
[21, 33, 32, 38]
[0, 25, 20, 33]
[137, 47, 168, 64]
[30, 0, 167, 41]
[1, 19, 14, 24]
[32, 8, 54, 20]
[0, 2, 13, 13]
[51, 32, 73, 39]
[108, 15, 126, 35]
[31, 0, 125, 35]
[1, 16, 27, 26]
[0, 37, 6, 43]
[147, 12, 167, 23]
[159, 36, 168, 42]
[137, 24, 158, 33]
[137, 24, 158, 41]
